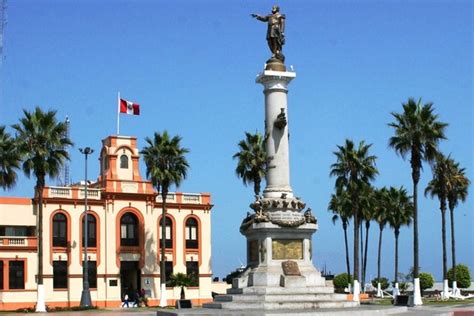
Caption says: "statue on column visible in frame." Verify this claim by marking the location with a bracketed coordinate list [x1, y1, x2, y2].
[251, 5, 286, 63]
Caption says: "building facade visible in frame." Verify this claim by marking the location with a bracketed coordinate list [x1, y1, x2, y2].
[0, 135, 214, 310]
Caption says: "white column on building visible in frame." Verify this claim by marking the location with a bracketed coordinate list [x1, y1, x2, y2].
[256, 70, 296, 199]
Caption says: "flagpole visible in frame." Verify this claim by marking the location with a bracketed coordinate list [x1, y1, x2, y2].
[117, 92, 120, 135]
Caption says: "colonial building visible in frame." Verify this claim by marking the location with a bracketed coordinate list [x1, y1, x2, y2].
[0, 135, 214, 310]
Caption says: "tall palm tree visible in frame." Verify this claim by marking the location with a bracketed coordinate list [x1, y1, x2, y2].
[330, 139, 378, 298]
[387, 186, 413, 293]
[388, 98, 447, 304]
[445, 158, 470, 293]
[141, 131, 189, 307]
[233, 132, 267, 195]
[374, 187, 389, 297]
[328, 188, 352, 279]
[12, 107, 72, 312]
[425, 153, 449, 297]
[0, 126, 20, 189]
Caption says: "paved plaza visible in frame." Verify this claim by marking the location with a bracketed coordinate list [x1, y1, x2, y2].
[1, 304, 473, 316]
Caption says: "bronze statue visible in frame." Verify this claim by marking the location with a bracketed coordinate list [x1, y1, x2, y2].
[252, 5, 286, 63]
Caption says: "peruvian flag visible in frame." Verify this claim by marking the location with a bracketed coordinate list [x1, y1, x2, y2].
[120, 98, 140, 115]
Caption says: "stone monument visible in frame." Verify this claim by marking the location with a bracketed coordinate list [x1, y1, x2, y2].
[204, 6, 359, 311]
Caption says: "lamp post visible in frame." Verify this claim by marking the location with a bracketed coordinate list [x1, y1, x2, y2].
[79, 147, 94, 307]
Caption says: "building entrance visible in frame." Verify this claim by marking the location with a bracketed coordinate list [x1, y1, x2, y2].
[120, 261, 141, 299]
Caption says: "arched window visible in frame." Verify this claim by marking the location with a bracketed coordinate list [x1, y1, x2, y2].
[120, 213, 138, 246]
[185, 218, 198, 249]
[120, 154, 128, 169]
[159, 217, 173, 249]
[52, 213, 67, 247]
[82, 214, 97, 248]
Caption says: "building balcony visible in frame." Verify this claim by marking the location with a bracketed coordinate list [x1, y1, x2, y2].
[47, 186, 101, 200]
[156, 192, 211, 205]
[0, 236, 37, 249]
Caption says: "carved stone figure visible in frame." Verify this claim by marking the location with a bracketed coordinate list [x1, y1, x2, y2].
[274, 108, 287, 129]
[251, 5, 286, 62]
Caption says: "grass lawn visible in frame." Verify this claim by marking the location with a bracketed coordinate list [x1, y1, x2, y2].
[364, 297, 474, 306]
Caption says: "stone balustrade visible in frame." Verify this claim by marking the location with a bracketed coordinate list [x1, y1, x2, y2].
[0, 236, 37, 248]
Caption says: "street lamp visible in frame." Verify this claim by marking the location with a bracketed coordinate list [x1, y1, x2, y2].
[79, 147, 94, 307]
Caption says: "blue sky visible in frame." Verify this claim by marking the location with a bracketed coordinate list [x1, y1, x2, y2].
[1, 0, 472, 282]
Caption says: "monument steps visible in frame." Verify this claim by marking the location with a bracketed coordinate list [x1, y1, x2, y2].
[203, 300, 359, 310]
[227, 286, 335, 295]
[215, 293, 348, 303]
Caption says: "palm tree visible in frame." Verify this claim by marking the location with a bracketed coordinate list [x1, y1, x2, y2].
[0, 126, 20, 189]
[12, 107, 72, 312]
[374, 187, 389, 297]
[233, 132, 267, 195]
[328, 188, 352, 279]
[425, 153, 449, 297]
[330, 139, 378, 298]
[445, 158, 470, 294]
[387, 186, 413, 294]
[388, 97, 447, 304]
[141, 131, 189, 307]
[168, 273, 193, 300]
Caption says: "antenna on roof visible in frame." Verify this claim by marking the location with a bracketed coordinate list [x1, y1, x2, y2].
[57, 116, 71, 186]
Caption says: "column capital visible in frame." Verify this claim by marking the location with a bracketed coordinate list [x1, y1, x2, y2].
[256, 70, 296, 92]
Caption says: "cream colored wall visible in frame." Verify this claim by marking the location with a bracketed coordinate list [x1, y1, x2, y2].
[0, 202, 35, 225]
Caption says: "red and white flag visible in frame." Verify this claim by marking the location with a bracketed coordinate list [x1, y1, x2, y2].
[119, 98, 140, 115]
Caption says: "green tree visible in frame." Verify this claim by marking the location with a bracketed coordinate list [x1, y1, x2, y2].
[447, 264, 472, 289]
[233, 132, 267, 195]
[168, 273, 193, 300]
[374, 187, 389, 292]
[425, 153, 450, 284]
[389, 98, 447, 300]
[0, 126, 20, 189]
[445, 159, 470, 285]
[419, 272, 435, 295]
[371, 277, 389, 290]
[333, 273, 353, 291]
[12, 107, 72, 311]
[387, 187, 413, 286]
[330, 139, 378, 287]
[328, 188, 352, 279]
[141, 131, 189, 306]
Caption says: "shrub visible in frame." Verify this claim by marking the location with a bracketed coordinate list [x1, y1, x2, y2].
[371, 277, 389, 290]
[419, 272, 435, 292]
[333, 273, 352, 290]
[447, 264, 472, 289]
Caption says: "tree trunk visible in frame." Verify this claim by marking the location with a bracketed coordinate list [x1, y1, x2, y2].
[363, 220, 370, 289]
[377, 226, 383, 281]
[441, 207, 447, 280]
[180, 286, 185, 300]
[36, 178, 44, 286]
[394, 229, 399, 284]
[412, 162, 420, 280]
[360, 219, 364, 288]
[353, 200, 359, 283]
[343, 221, 351, 279]
[160, 191, 168, 287]
[254, 178, 261, 196]
[449, 203, 457, 282]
